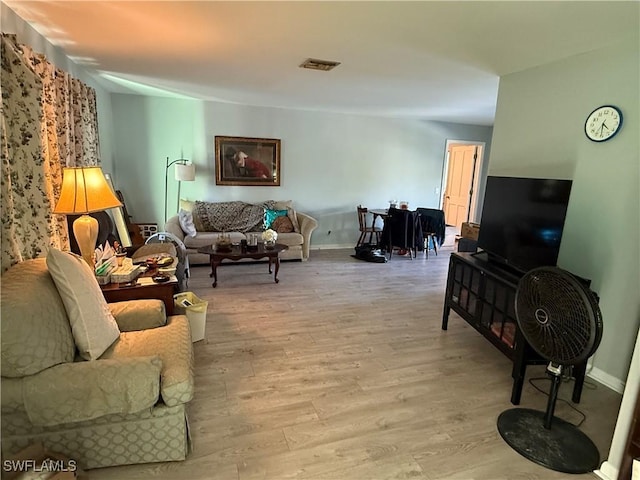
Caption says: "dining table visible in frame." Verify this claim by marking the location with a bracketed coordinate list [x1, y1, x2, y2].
[368, 208, 389, 228]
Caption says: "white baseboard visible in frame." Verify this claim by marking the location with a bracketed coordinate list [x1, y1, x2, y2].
[312, 244, 355, 250]
[595, 461, 618, 480]
[587, 366, 626, 394]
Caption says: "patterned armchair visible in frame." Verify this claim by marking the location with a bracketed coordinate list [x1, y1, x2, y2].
[1, 254, 194, 470]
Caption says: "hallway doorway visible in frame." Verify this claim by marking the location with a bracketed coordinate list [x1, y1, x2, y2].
[441, 141, 485, 233]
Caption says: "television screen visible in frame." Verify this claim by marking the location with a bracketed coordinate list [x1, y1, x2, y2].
[477, 176, 573, 273]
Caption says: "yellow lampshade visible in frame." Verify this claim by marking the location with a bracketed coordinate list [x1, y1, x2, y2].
[54, 167, 123, 266]
[54, 166, 122, 214]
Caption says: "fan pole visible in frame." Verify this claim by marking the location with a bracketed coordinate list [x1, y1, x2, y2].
[544, 365, 562, 429]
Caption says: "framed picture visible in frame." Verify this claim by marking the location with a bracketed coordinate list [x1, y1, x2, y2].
[215, 136, 281, 186]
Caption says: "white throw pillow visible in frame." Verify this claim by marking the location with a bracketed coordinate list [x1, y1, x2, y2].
[178, 209, 197, 237]
[46, 248, 120, 360]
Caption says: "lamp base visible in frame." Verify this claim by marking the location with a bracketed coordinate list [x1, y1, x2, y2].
[73, 214, 99, 266]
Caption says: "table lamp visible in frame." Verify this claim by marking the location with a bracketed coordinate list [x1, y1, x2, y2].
[164, 157, 195, 222]
[54, 166, 123, 266]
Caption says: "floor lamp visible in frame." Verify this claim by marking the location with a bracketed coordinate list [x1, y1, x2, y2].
[164, 157, 196, 222]
[54, 166, 123, 266]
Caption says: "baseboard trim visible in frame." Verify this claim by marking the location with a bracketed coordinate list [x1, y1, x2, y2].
[595, 461, 618, 480]
[587, 366, 625, 394]
[312, 244, 355, 250]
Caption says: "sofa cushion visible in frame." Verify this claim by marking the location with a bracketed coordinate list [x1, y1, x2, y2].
[1, 258, 75, 378]
[0, 377, 24, 413]
[183, 231, 304, 250]
[108, 299, 167, 332]
[102, 316, 194, 407]
[23, 356, 162, 426]
[46, 249, 120, 361]
[183, 231, 245, 249]
[274, 232, 304, 248]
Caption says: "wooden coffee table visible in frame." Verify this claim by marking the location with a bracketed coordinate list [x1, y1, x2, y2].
[197, 243, 288, 288]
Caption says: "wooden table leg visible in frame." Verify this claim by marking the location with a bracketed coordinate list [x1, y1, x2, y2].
[212, 258, 221, 288]
[273, 255, 281, 284]
[268, 256, 273, 274]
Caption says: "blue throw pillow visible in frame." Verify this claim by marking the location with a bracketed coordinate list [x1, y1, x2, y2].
[264, 209, 288, 229]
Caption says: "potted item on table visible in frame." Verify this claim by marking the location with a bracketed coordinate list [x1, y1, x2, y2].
[262, 229, 278, 249]
[215, 233, 232, 252]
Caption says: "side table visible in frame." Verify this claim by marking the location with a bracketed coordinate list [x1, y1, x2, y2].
[100, 275, 178, 315]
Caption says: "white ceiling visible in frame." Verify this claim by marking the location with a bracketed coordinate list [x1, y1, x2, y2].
[5, 1, 639, 126]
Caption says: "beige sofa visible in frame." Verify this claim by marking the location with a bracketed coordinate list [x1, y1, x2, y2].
[1, 256, 194, 470]
[166, 200, 318, 265]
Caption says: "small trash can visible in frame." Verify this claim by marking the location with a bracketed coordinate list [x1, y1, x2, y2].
[173, 292, 208, 342]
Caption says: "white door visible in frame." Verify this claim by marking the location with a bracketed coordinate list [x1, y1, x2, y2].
[443, 144, 477, 231]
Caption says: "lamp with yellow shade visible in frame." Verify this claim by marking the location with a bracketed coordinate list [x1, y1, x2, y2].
[54, 166, 123, 266]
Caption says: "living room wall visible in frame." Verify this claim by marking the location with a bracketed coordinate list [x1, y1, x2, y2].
[491, 37, 639, 478]
[110, 95, 492, 247]
[490, 37, 639, 390]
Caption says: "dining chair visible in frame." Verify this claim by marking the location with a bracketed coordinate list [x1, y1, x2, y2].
[381, 207, 422, 260]
[356, 206, 382, 247]
[416, 207, 446, 258]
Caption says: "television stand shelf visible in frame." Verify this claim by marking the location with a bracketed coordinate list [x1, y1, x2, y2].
[442, 251, 587, 405]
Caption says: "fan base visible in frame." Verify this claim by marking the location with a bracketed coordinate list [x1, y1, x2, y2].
[497, 408, 599, 474]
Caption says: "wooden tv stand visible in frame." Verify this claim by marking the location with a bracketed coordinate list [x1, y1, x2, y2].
[442, 252, 587, 405]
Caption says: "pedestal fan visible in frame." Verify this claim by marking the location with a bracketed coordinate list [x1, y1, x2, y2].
[497, 266, 603, 474]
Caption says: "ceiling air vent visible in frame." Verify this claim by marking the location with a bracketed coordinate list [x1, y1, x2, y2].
[299, 58, 341, 71]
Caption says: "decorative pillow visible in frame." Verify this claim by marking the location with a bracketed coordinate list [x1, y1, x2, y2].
[272, 215, 294, 233]
[179, 199, 194, 212]
[178, 209, 197, 237]
[271, 201, 300, 233]
[264, 209, 288, 229]
[287, 207, 300, 233]
[272, 200, 293, 211]
[46, 249, 121, 361]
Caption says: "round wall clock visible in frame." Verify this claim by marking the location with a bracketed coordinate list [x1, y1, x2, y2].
[584, 105, 623, 142]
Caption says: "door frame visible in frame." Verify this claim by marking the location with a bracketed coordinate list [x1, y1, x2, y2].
[439, 139, 486, 227]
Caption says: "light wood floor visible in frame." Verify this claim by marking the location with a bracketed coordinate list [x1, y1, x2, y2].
[90, 245, 622, 480]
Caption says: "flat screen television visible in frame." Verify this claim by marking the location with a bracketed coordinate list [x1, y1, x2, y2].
[477, 176, 573, 273]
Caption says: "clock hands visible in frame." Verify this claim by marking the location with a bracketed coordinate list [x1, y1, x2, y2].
[597, 122, 610, 139]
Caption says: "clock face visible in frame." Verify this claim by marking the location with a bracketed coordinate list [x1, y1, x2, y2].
[585, 105, 623, 142]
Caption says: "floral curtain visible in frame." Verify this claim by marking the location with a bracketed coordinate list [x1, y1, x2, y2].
[1, 34, 100, 272]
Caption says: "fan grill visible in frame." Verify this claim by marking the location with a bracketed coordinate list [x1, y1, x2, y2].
[516, 267, 602, 365]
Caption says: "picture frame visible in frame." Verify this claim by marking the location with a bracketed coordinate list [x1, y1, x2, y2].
[215, 136, 281, 186]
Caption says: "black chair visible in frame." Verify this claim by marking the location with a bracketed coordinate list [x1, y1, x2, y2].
[381, 208, 423, 260]
[416, 208, 446, 258]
